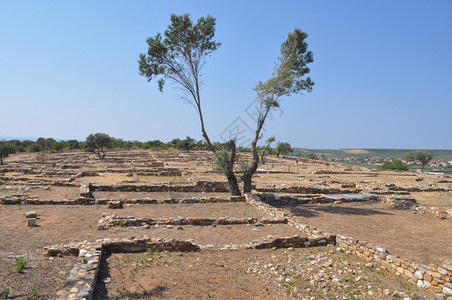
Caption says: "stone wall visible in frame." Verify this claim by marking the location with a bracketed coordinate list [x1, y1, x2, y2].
[244, 194, 336, 240]
[97, 214, 287, 230]
[245, 193, 452, 298]
[383, 196, 452, 220]
[92, 180, 229, 193]
[337, 235, 452, 298]
[0, 195, 245, 205]
[255, 185, 360, 194]
[45, 233, 334, 300]
[258, 193, 379, 206]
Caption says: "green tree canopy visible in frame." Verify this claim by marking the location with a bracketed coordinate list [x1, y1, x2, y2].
[139, 14, 221, 149]
[85, 133, 113, 159]
[381, 159, 409, 171]
[406, 151, 434, 172]
[0, 142, 16, 165]
[241, 28, 314, 193]
[276, 142, 293, 158]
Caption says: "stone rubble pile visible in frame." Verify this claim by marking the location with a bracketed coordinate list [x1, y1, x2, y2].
[384, 196, 452, 220]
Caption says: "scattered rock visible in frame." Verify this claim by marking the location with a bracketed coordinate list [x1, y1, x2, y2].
[26, 211, 37, 218]
[27, 218, 37, 227]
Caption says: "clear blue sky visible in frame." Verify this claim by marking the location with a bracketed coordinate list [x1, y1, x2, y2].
[1, 0, 451, 149]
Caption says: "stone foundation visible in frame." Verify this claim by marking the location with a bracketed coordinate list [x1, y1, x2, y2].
[97, 214, 287, 230]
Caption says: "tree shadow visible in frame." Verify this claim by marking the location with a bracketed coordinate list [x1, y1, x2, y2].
[122, 286, 169, 298]
[92, 253, 169, 299]
[287, 204, 394, 218]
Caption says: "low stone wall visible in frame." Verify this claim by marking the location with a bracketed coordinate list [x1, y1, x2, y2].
[97, 214, 287, 230]
[0, 196, 95, 205]
[0, 195, 245, 205]
[92, 180, 229, 193]
[383, 196, 452, 220]
[44, 240, 103, 300]
[251, 235, 335, 249]
[46, 233, 333, 300]
[244, 194, 336, 239]
[245, 193, 452, 298]
[337, 235, 452, 298]
[45, 237, 200, 300]
[258, 193, 379, 206]
[255, 185, 360, 194]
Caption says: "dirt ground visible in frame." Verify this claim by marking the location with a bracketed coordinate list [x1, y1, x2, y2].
[1, 149, 451, 299]
[0, 203, 292, 254]
[22, 186, 80, 199]
[281, 201, 452, 265]
[410, 191, 452, 207]
[0, 254, 75, 299]
[93, 247, 432, 300]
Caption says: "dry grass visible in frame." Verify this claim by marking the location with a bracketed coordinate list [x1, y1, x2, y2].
[341, 149, 372, 154]
[410, 191, 452, 207]
[137, 175, 187, 185]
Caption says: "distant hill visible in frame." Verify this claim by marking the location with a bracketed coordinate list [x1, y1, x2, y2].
[294, 149, 452, 160]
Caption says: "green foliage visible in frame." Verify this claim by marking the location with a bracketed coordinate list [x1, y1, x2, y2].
[85, 133, 113, 159]
[0, 141, 16, 165]
[213, 145, 233, 177]
[36, 137, 56, 151]
[381, 159, 409, 171]
[260, 136, 275, 164]
[138, 13, 221, 93]
[67, 139, 80, 150]
[309, 153, 318, 160]
[277, 142, 293, 158]
[30, 285, 38, 297]
[15, 257, 27, 273]
[254, 28, 314, 113]
[406, 151, 434, 172]
[51, 141, 64, 152]
[138, 13, 220, 150]
[2, 286, 9, 298]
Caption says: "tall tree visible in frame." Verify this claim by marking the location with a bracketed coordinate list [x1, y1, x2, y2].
[276, 142, 293, 158]
[138, 14, 241, 195]
[406, 151, 434, 173]
[85, 133, 113, 159]
[0, 142, 16, 165]
[138, 14, 220, 151]
[240, 28, 314, 193]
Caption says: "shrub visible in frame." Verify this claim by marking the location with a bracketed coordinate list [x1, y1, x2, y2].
[309, 153, 318, 160]
[3, 287, 10, 298]
[15, 257, 27, 273]
[30, 285, 38, 297]
[381, 159, 408, 171]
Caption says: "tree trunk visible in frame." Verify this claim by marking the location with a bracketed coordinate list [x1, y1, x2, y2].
[243, 141, 259, 193]
[226, 171, 241, 195]
[226, 140, 241, 196]
[0, 156, 3, 165]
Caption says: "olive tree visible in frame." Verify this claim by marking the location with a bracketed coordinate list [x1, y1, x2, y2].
[138, 14, 220, 150]
[240, 28, 314, 192]
[276, 142, 293, 158]
[85, 133, 113, 159]
[406, 151, 434, 172]
[139, 15, 314, 195]
[139, 14, 242, 195]
[0, 142, 16, 165]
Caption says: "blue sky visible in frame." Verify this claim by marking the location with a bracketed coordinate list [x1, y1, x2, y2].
[0, 1, 451, 149]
